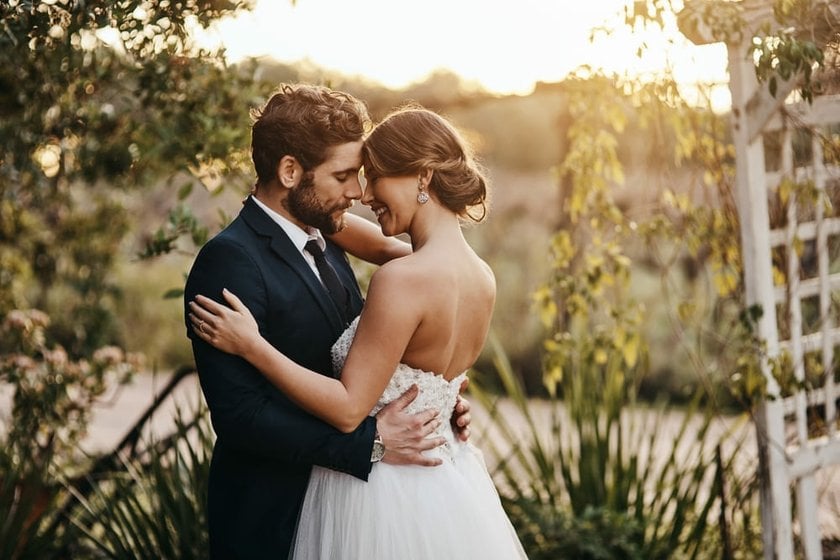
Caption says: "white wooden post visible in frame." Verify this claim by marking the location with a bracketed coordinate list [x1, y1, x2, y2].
[727, 37, 796, 560]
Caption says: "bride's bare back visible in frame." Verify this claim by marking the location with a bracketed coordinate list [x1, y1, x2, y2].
[342, 224, 494, 387]
[393, 239, 495, 380]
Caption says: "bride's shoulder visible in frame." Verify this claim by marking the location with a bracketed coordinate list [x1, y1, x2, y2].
[372, 254, 421, 280]
[476, 255, 495, 281]
[370, 254, 440, 290]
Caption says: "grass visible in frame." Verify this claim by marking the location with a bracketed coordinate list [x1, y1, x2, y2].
[468, 336, 751, 559]
[69, 402, 213, 559]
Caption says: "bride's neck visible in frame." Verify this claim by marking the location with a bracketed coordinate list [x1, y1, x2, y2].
[409, 208, 463, 251]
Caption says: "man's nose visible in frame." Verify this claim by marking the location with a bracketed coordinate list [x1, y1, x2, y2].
[347, 175, 363, 200]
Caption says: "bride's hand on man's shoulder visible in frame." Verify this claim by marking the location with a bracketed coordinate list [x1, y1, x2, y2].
[189, 289, 261, 357]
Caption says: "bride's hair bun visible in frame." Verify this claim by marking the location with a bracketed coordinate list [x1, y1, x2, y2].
[364, 106, 488, 222]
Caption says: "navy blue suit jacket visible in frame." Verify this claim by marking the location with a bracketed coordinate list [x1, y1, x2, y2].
[184, 197, 373, 559]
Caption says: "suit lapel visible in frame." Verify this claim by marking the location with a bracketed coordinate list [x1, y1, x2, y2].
[240, 198, 346, 336]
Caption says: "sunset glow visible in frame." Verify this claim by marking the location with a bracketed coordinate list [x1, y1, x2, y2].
[195, 0, 730, 107]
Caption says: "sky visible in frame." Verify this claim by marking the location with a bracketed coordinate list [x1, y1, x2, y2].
[195, 0, 731, 107]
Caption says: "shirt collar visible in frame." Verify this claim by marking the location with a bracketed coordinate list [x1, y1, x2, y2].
[250, 195, 326, 253]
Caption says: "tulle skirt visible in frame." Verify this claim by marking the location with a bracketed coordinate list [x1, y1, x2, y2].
[290, 441, 527, 559]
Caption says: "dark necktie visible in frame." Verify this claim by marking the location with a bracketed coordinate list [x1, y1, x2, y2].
[305, 240, 349, 322]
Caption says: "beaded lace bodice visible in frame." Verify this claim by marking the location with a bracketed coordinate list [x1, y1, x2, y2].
[331, 317, 466, 440]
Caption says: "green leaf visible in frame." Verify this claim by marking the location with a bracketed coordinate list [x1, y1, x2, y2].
[163, 288, 184, 299]
[177, 181, 194, 200]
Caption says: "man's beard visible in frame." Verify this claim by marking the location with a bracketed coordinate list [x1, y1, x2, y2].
[286, 172, 347, 234]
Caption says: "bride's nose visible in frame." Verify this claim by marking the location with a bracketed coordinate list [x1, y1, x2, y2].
[361, 183, 374, 206]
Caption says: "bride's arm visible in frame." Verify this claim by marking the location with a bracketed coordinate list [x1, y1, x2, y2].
[329, 213, 411, 265]
[189, 267, 421, 433]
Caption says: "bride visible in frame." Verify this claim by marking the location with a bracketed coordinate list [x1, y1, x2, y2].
[189, 106, 527, 559]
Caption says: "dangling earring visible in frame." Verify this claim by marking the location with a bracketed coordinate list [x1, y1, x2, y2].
[417, 182, 429, 204]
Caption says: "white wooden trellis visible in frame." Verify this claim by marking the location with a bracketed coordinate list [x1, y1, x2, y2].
[679, 1, 840, 559]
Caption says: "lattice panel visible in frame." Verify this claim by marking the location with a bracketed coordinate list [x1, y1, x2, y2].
[765, 98, 840, 447]
[761, 96, 840, 559]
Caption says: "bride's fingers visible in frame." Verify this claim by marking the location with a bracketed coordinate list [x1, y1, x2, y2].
[194, 294, 228, 317]
[189, 314, 212, 341]
[221, 288, 247, 313]
[188, 311, 210, 327]
[188, 312, 212, 334]
[188, 301, 217, 325]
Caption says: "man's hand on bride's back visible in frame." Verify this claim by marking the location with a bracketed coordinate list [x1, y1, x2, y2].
[376, 385, 445, 467]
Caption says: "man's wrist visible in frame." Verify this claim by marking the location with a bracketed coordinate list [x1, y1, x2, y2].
[370, 429, 385, 463]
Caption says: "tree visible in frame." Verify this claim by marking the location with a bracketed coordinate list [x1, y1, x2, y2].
[0, 0, 263, 357]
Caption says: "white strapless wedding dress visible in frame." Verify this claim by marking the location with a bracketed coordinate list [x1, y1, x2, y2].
[290, 317, 528, 559]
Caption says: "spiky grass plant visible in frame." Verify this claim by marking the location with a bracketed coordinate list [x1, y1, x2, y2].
[471, 337, 729, 559]
[0, 449, 77, 560]
[70, 402, 213, 559]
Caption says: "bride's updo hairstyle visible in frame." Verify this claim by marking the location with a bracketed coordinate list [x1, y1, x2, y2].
[363, 106, 488, 222]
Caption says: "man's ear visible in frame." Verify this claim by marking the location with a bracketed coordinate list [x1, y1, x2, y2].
[277, 155, 301, 188]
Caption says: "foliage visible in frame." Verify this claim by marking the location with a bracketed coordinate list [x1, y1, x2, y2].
[510, 3, 839, 557]
[752, 31, 825, 102]
[512, 505, 647, 560]
[587, 1, 838, 409]
[627, 73, 751, 406]
[764, 0, 840, 102]
[517, 11, 795, 550]
[0, 309, 142, 558]
[0, 310, 141, 468]
[138, 203, 210, 261]
[641, 0, 838, 102]
[0, 353, 210, 559]
[533, 75, 645, 405]
[472, 339, 722, 559]
[625, 15, 839, 410]
[71, 402, 214, 559]
[0, 0, 261, 357]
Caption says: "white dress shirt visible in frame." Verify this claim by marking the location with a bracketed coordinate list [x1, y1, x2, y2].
[251, 195, 327, 283]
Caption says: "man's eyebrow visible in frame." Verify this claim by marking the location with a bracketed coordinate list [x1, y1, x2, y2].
[333, 166, 360, 176]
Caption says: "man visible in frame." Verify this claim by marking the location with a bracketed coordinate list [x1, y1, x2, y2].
[184, 84, 470, 558]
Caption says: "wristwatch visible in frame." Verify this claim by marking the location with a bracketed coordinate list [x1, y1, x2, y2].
[370, 431, 385, 463]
